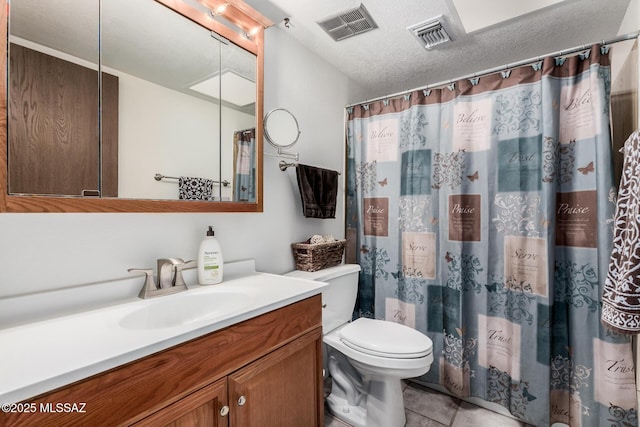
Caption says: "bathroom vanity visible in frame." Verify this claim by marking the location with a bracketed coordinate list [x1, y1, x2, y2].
[0, 271, 327, 426]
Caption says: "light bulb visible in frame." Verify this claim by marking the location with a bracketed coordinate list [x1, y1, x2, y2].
[215, 3, 228, 15]
[209, 3, 228, 18]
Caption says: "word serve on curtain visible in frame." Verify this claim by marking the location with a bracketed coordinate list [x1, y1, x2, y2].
[345, 45, 637, 426]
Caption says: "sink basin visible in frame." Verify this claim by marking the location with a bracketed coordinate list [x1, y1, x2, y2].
[119, 290, 253, 330]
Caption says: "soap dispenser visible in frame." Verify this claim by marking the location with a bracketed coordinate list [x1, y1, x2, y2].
[198, 226, 224, 285]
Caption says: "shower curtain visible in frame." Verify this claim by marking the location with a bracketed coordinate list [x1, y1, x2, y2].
[345, 45, 637, 426]
[233, 128, 256, 202]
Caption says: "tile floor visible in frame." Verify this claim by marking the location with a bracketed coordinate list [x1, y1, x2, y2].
[324, 380, 535, 427]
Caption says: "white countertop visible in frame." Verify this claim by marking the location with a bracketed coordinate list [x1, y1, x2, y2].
[0, 270, 327, 404]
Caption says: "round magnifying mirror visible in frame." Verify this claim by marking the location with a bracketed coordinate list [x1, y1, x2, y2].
[264, 108, 301, 149]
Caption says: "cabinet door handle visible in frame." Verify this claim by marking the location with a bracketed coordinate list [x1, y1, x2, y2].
[220, 405, 230, 417]
[237, 395, 247, 406]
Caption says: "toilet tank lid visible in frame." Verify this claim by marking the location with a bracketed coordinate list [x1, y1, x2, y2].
[284, 264, 361, 281]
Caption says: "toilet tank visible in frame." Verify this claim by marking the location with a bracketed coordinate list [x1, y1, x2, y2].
[285, 264, 361, 333]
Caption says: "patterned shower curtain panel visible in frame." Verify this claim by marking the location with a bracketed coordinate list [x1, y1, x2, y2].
[233, 129, 256, 202]
[602, 129, 640, 333]
[345, 45, 637, 427]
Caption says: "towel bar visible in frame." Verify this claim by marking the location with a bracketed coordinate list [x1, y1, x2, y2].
[278, 160, 341, 175]
[154, 173, 230, 187]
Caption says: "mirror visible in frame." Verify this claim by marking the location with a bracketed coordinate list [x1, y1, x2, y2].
[0, 0, 268, 212]
[264, 108, 301, 149]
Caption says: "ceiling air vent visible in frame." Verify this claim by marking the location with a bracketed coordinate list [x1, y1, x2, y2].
[408, 16, 452, 49]
[318, 4, 378, 41]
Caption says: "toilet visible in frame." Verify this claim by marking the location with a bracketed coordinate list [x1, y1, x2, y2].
[285, 264, 433, 427]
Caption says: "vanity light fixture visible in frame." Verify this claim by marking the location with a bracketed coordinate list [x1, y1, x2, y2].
[244, 25, 261, 39]
[209, 2, 228, 18]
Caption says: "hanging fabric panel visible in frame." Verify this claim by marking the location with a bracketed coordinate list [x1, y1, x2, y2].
[345, 45, 637, 427]
[233, 128, 256, 202]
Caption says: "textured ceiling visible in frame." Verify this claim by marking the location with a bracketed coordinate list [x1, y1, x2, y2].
[11, 0, 633, 103]
[245, 0, 633, 100]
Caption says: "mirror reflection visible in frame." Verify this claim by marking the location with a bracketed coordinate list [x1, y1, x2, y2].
[264, 108, 301, 149]
[8, 0, 101, 197]
[8, 0, 257, 202]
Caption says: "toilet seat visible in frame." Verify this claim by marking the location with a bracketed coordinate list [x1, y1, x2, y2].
[339, 318, 432, 359]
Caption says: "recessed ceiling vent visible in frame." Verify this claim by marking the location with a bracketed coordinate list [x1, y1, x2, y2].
[408, 16, 452, 49]
[318, 4, 378, 41]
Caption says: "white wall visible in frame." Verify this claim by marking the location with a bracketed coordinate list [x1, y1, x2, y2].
[0, 25, 365, 300]
[612, 0, 639, 95]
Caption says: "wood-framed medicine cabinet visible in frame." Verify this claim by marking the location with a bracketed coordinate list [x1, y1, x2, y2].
[0, 0, 270, 213]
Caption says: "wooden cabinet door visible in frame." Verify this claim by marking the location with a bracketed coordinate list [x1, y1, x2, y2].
[8, 43, 118, 197]
[228, 328, 323, 427]
[133, 378, 229, 427]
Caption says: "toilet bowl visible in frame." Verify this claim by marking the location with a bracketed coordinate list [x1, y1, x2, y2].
[285, 264, 433, 427]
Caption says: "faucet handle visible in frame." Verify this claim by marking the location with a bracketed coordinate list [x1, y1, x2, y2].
[156, 258, 185, 289]
[174, 260, 196, 289]
[128, 268, 157, 299]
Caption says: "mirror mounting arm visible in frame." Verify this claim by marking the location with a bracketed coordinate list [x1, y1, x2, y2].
[264, 148, 299, 161]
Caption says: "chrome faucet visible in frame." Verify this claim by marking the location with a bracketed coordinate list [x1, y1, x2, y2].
[128, 258, 196, 299]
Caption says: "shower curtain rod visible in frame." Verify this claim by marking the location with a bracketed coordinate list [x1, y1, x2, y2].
[347, 31, 639, 108]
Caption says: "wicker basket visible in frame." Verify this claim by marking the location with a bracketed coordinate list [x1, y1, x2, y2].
[291, 239, 346, 272]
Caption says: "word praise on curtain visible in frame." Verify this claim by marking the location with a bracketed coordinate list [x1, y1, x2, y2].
[345, 45, 637, 426]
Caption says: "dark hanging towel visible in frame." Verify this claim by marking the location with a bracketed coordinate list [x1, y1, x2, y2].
[295, 164, 339, 218]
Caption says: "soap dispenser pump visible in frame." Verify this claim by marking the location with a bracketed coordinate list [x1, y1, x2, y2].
[198, 226, 224, 285]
